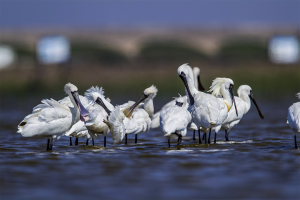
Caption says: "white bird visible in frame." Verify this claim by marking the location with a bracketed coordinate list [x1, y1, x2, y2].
[84, 86, 115, 147]
[17, 83, 90, 151]
[151, 67, 205, 129]
[215, 85, 264, 142]
[160, 95, 197, 147]
[177, 63, 238, 144]
[98, 85, 158, 144]
[287, 93, 300, 149]
[59, 95, 91, 145]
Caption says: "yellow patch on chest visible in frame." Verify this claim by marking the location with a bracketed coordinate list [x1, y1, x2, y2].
[224, 102, 230, 111]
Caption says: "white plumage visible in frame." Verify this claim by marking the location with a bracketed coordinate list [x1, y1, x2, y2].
[177, 63, 238, 144]
[160, 95, 194, 147]
[217, 85, 264, 141]
[102, 85, 157, 144]
[151, 66, 204, 129]
[17, 83, 90, 150]
[287, 93, 300, 148]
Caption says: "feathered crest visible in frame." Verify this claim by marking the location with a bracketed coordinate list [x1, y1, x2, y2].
[144, 85, 158, 98]
[296, 93, 300, 100]
[84, 86, 105, 103]
[208, 78, 233, 97]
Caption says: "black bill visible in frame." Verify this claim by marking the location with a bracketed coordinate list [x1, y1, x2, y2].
[179, 72, 195, 105]
[229, 85, 238, 117]
[124, 93, 148, 117]
[72, 91, 90, 122]
[95, 97, 111, 115]
[249, 92, 264, 119]
[197, 74, 205, 92]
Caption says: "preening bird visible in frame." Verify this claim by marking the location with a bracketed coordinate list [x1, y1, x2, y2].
[287, 93, 300, 149]
[84, 86, 115, 147]
[59, 95, 91, 145]
[160, 95, 196, 147]
[17, 83, 90, 151]
[177, 63, 238, 144]
[151, 66, 205, 129]
[98, 85, 158, 144]
[213, 85, 264, 142]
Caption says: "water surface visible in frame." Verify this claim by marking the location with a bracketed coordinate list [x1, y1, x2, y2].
[1, 99, 299, 200]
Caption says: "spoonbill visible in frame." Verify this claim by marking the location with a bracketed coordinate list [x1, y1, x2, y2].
[219, 85, 264, 142]
[17, 83, 90, 150]
[84, 86, 115, 147]
[177, 63, 238, 144]
[98, 85, 158, 144]
[287, 93, 300, 148]
[59, 95, 91, 145]
[160, 95, 197, 147]
[151, 67, 205, 129]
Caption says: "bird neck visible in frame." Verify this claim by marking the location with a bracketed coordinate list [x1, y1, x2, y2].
[186, 73, 199, 97]
[239, 92, 251, 114]
[220, 86, 233, 110]
[143, 98, 154, 118]
[68, 92, 80, 124]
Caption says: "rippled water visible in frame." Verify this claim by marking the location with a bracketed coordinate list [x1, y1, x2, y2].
[1, 99, 299, 200]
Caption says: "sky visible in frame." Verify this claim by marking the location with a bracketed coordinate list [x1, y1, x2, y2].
[0, 0, 299, 29]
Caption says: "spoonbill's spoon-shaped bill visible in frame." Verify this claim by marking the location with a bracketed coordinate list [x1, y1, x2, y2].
[71, 91, 90, 122]
[249, 91, 264, 119]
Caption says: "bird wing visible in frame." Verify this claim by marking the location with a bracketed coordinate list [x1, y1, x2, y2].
[106, 106, 126, 143]
[160, 106, 191, 136]
[124, 109, 151, 134]
[288, 102, 300, 132]
[20, 99, 72, 138]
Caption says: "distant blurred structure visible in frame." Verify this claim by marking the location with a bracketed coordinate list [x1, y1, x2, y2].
[0, 45, 16, 69]
[269, 36, 300, 64]
[37, 36, 70, 64]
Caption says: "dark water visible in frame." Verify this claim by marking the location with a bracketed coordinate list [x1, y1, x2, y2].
[1, 99, 299, 200]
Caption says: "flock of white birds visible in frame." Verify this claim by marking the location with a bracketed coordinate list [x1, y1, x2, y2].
[17, 63, 299, 150]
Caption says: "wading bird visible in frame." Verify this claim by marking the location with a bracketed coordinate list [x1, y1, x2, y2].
[177, 63, 238, 144]
[219, 85, 264, 142]
[151, 67, 205, 130]
[84, 86, 115, 147]
[98, 86, 158, 144]
[17, 83, 90, 151]
[160, 95, 197, 147]
[287, 93, 300, 149]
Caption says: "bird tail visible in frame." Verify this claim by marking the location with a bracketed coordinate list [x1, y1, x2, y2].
[104, 106, 126, 144]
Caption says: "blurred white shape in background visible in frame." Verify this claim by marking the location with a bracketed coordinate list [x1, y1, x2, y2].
[0, 45, 16, 69]
[269, 36, 299, 64]
[37, 36, 70, 64]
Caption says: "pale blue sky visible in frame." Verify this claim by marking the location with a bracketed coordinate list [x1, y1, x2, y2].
[0, 0, 299, 29]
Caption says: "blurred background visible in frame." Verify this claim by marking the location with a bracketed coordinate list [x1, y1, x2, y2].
[1, 1, 300, 200]
[0, 0, 299, 105]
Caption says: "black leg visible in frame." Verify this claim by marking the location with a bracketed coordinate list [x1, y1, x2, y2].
[177, 135, 182, 145]
[208, 129, 211, 144]
[135, 134, 137, 143]
[92, 138, 94, 146]
[204, 133, 207, 144]
[214, 131, 217, 144]
[46, 139, 51, 151]
[70, 137, 73, 146]
[125, 134, 127, 144]
[295, 135, 298, 149]
[193, 130, 196, 140]
[198, 129, 201, 144]
[225, 130, 229, 141]
[75, 138, 78, 146]
[104, 136, 106, 147]
[86, 139, 89, 145]
[168, 139, 170, 148]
